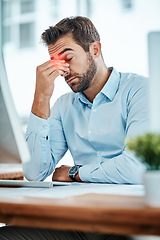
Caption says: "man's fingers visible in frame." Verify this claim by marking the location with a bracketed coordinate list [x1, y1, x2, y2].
[38, 60, 68, 71]
[37, 62, 70, 78]
[49, 65, 70, 75]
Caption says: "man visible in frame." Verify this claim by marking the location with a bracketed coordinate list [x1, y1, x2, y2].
[0, 16, 149, 240]
[23, 16, 148, 184]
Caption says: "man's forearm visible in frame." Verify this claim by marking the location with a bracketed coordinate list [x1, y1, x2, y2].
[23, 112, 55, 181]
[32, 59, 69, 119]
[31, 95, 50, 119]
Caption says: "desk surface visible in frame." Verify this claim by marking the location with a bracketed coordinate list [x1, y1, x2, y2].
[0, 192, 160, 236]
[0, 165, 24, 180]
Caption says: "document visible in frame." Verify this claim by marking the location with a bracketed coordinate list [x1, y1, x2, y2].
[0, 182, 145, 199]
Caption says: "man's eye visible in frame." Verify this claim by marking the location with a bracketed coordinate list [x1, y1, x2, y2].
[66, 57, 73, 62]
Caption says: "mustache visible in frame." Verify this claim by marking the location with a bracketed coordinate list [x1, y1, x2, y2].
[65, 73, 79, 81]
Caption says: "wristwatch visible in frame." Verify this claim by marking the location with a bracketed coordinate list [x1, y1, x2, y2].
[69, 165, 82, 181]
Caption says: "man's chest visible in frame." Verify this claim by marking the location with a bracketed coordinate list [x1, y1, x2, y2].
[62, 101, 127, 151]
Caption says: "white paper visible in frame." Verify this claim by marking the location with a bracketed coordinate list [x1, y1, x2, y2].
[0, 182, 145, 199]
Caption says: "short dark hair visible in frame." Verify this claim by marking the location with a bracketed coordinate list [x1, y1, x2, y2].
[41, 16, 100, 52]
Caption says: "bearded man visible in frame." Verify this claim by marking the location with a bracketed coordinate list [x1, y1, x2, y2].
[23, 16, 149, 184]
[0, 15, 149, 240]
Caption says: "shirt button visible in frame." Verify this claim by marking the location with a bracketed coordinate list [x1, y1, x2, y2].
[97, 151, 101, 156]
[93, 109, 96, 112]
[88, 130, 92, 134]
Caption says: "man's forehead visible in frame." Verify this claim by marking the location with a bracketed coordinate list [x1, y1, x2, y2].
[48, 37, 75, 58]
[48, 42, 66, 56]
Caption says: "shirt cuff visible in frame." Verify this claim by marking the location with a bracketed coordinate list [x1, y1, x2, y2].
[27, 112, 50, 137]
[79, 164, 99, 182]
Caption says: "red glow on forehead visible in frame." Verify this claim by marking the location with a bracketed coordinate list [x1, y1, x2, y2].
[48, 44, 64, 60]
[48, 44, 73, 61]
[51, 55, 63, 61]
[51, 59, 64, 68]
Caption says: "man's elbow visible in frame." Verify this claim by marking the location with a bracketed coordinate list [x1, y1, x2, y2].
[22, 162, 41, 181]
[126, 166, 146, 184]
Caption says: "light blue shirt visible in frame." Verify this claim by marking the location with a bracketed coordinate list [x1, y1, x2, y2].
[23, 68, 149, 184]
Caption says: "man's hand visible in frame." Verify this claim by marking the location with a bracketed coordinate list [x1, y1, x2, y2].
[52, 165, 73, 182]
[32, 60, 70, 119]
[52, 165, 82, 182]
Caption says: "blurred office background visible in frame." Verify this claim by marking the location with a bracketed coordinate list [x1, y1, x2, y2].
[0, 0, 160, 166]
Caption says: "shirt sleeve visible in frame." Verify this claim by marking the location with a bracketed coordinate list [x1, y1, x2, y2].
[79, 77, 149, 184]
[22, 100, 68, 181]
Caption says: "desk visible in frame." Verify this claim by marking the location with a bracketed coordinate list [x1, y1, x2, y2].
[0, 192, 160, 236]
[0, 165, 24, 180]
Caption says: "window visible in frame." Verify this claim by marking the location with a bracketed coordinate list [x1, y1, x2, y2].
[20, 0, 35, 14]
[2, 25, 11, 44]
[2, 0, 36, 49]
[19, 22, 35, 48]
[2, 0, 12, 19]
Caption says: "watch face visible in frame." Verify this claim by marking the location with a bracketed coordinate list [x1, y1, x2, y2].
[69, 165, 82, 181]
[69, 166, 78, 175]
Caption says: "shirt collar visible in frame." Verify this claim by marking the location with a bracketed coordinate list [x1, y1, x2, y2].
[77, 67, 121, 104]
[101, 67, 121, 101]
[78, 92, 92, 107]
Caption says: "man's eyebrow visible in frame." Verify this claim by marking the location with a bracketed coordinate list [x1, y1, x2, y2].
[50, 48, 73, 60]
[59, 48, 73, 56]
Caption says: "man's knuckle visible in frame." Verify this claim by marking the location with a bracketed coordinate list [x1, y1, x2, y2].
[36, 66, 40, 72]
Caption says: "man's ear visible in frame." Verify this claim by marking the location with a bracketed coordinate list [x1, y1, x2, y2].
[89, 41, 101, 59]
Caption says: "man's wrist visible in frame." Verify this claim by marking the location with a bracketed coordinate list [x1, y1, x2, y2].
[75, 171, 82, 182]
[68, 165, 82, 182]
[31, 97, 50, 119]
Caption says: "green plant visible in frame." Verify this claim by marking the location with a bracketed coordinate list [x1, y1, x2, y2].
[128, 133, 160, 170]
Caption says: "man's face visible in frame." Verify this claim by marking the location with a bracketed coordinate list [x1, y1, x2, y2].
[48, 34, 97, 93]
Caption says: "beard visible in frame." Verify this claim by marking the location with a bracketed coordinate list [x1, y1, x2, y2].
[65, 53, 97, 93]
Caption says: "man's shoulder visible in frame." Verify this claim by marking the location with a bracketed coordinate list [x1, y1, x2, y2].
[119, 71, 148, 91]
[113, 70, 149, 102]
[120, 71, 148, 83]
